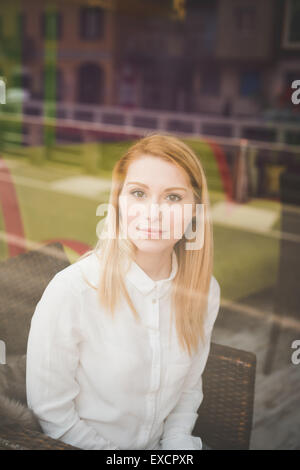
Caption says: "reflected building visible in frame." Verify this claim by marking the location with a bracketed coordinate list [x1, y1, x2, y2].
[116, 0, 300, 118]
[0, 0, 299, 118]
[0, 0, 116, 106]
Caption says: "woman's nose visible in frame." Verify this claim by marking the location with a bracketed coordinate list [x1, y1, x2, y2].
[144, 200, 162, 222]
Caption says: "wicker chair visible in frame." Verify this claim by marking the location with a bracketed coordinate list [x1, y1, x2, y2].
[0, 242, 256, 450]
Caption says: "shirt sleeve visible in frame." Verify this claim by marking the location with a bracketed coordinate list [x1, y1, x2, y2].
[159, 276, 221, 450]
[26, 271, 119, 450]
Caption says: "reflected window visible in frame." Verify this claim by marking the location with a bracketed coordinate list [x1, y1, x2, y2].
[77, 63, 103, 104]
[240, 71, 261, 97]
[283, 0, 300, 48]
[79, 7, 105, 40]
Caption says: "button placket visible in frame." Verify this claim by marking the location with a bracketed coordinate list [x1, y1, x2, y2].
[152, 284, 158, 305]
[152, 284, 159, 327]
[143, 286, 161, 446]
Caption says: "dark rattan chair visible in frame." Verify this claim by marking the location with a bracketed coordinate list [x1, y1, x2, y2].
[0, 242, 256, 450]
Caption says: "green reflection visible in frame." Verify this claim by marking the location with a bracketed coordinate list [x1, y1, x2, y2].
[44, 2, 58, 157]
[0, 0, 23, 153]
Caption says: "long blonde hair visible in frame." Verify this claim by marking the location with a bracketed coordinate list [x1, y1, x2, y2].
[76, 133, 214, 356]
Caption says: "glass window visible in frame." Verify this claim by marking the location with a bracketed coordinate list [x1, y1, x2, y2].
[283, 0, 300, 47]
[79, 7, 105, 40]
[240, 71, 261, 97]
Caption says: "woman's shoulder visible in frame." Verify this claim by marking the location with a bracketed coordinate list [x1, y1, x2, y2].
[45, 251, 100, 296]
[32, 252, 100, 325]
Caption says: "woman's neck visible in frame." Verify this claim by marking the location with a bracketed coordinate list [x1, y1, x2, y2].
[134, 249, 173, 281]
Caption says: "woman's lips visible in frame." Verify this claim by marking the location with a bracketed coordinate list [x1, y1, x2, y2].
[137, 227, 164, 234]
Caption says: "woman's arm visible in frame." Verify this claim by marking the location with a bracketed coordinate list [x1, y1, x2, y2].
[159, 277, 221, 450]
[26, 272, 119, 450]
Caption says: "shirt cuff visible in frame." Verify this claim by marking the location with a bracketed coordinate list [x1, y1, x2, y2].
[159, 434, 202, 450]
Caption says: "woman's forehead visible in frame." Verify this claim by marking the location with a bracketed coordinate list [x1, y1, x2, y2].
[125, 155, 191, 186]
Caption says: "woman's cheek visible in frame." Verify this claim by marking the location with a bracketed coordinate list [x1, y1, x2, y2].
[122, 200, 149, 240]
[168, 212, 185, 240]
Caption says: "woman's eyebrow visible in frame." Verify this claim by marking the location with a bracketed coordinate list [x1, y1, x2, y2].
[126, 182, 187, 192]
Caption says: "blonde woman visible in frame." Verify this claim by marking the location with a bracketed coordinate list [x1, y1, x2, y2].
[26, 133, 221, 450]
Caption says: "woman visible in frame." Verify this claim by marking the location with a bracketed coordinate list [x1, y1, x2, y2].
[26, 133, 221, 450]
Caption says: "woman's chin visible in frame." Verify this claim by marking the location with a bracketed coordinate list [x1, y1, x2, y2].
[131, 238, 175, 253]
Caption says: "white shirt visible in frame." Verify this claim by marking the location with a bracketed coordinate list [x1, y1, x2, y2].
[26, 249, 221, 450]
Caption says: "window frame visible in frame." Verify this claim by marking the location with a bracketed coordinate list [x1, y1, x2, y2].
[282, 0, 300, 49]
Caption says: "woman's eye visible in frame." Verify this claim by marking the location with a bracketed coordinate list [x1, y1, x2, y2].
[166, 194, 182, 202]
[129, 190, 182, 201]
[131, 190, 145, 198]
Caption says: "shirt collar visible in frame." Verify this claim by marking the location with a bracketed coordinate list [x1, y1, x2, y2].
[125, 250, 178, 298]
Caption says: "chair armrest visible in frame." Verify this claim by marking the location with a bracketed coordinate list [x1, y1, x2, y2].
[193, 342, 257, 450]
[0, 426, 79, 450]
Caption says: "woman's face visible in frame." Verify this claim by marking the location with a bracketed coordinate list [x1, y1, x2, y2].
[118, 155, 196, 254]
